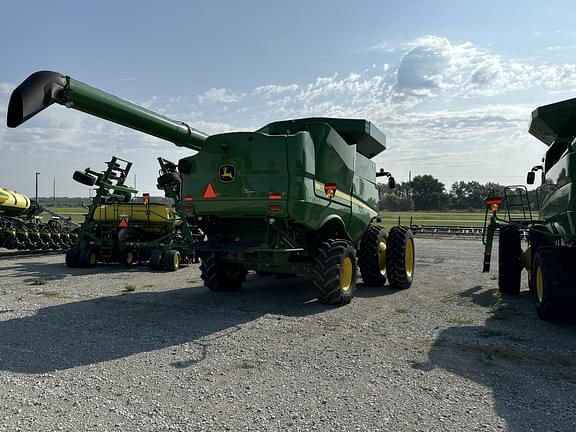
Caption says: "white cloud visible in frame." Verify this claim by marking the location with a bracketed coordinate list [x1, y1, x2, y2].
[393, 35, 576, 99]
[198, 87, 243, 104]
[254, 84, 299, 98]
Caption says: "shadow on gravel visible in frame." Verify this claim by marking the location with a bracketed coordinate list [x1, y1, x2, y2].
[3, 261, 161, 283]
[354, 282, 405, 299]
[0, 275, 326, 374]
[417, 285, 576, 431]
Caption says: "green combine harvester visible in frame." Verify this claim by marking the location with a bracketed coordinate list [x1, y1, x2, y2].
[0, 186, 77, 251]
[7, 70, 415, 305]
[483, 97, 576, 321]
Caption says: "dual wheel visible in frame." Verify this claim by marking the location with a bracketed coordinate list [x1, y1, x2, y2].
[150, 249, 182, 271]
[313, 225, 415, 305]
[498, 225, 574, 321]
[199, 226, 415, 307]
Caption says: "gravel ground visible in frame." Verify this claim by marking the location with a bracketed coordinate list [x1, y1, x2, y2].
[0, 238, 575, 432]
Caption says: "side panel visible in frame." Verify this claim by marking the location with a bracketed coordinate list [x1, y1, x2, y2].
[540, 151, 576, 238]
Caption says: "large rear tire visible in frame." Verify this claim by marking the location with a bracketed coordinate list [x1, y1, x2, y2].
[532, 246, 572, 321]
[313, 239, 358, 306]
[358, 225, 388, 287]
[498, 225, 522, 294]
[528, 225, 554, 292]
[386, 226, 415, 289]
[200, 254, 246, 292]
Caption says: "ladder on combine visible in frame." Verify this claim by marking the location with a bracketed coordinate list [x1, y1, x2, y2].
[502, 185, 538, 224]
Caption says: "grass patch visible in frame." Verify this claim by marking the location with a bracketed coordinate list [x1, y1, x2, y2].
[478, 329, 507, 338]
[437, 339, 576, 367]
[31, 277, 47, 286]
[395, 308, 411, 314]
[35, 290, 71, 299]
[237, 360, 255, 369]
[123, 284, 137, 292]
[448, 318, 474, 325]
[142, 284, 154, 288]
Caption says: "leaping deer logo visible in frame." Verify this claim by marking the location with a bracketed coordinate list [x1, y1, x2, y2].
[219, 164, 236, 183]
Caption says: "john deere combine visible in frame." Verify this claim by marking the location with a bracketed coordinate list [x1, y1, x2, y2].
[0, 186, 77, 250]
[483, 97, 576, 320]
[7, 70, 415, 305]
[65, 156, 201, 269]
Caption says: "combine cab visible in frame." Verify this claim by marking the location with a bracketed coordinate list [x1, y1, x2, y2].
[483, 97, 576, 320]
[7, 70, 416, 304]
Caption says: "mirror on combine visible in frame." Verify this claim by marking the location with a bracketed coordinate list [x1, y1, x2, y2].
[526, 171, 535, 184]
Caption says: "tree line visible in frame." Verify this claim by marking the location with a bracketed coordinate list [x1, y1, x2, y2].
[378, 174, 540, 211]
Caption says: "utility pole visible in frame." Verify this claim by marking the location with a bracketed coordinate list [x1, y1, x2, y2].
[408, 170, 412, 199]
[35, 172, 40, 203]
[53, 178, 56, 207]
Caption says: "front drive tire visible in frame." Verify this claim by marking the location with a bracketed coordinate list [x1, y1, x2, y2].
[358, 225, 388, 287]
[386, 226, 415, 289]
[313, 239, 358, 306]
[200, 254, 247, 292]
[498, 224, 522, 294]
[532, 246, 572, 321]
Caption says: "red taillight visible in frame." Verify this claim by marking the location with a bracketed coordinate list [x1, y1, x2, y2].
[485, 197, 502, 212]
[183, 195, 193, 202]
[324, 183, 337, 198]
[268, 192, 282, 200]
[485, 197, 502, 205]
[268, 204, 282, 212]
[203, 184, 217, 199]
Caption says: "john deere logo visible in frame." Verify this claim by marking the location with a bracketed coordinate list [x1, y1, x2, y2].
[219, 164, 236, 183]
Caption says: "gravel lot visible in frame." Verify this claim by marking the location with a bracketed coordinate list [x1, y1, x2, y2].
[0, 238, 575, 432]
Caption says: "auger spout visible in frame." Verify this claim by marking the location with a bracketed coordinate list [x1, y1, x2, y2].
[7, 71, 207, 151]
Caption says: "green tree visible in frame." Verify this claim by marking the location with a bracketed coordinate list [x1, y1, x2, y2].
[410, 175, 448, 210]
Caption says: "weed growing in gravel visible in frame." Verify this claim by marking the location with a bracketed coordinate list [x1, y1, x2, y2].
[395, 308, 410, 314]
[31, 277, 47, 286]
[237, 360, 255, 369]
[123, 284, 137, 292]
[478, 329, 507, 338]
[35, 291, 71, 299]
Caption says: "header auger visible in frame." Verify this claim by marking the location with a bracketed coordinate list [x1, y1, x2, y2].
[7, 70, 416, 305]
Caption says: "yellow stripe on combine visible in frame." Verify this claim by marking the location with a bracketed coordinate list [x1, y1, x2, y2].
[314, 181, 377, 214]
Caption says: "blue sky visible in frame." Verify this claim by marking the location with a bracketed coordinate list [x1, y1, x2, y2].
[2, 0, 576, 197]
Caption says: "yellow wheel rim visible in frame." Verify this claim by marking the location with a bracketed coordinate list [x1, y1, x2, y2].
[405, 238, 414, 278]
[340, 256, 353, 292]
[173, 253, 180, 269]
[126, 251, 134, 265]
[536, 265, 544, 303]
[378, 240, 387, 277]
[89, 252, 97, 265]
